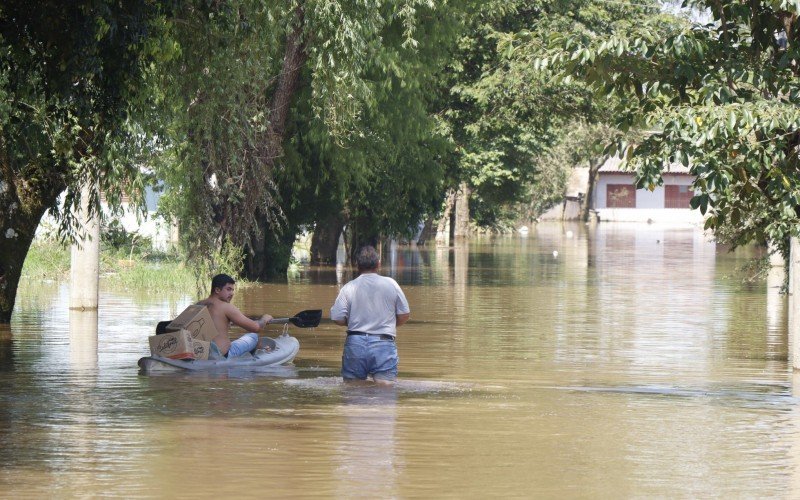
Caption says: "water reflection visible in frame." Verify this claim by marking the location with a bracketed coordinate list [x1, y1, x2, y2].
[69, 310, 98, 370]
[335, 386, 399, 498]
[0, 323, 12, 372]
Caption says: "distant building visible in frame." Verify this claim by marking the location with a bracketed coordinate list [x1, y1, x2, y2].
[39, 185, 176, 251]
[538, 156, 705, 225]
[593, 156, 703, 224]
[110, 185, 176, 251]
[538, 167, 588, 221]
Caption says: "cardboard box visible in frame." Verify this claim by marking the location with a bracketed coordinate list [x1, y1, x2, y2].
[192, 340, 211, 361]
[167, 305, 219, 342]
[149, 329, 195, 360]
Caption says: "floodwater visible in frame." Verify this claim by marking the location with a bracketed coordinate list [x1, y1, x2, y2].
[1, 222, 797, 498]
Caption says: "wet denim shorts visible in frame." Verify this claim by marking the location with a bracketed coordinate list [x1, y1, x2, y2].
[341, 334, 398, 381]
[227, 332, 259, 358]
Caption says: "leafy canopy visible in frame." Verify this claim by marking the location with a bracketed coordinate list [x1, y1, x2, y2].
[535, 1, 800, 253]
[439, 0, 661, 226]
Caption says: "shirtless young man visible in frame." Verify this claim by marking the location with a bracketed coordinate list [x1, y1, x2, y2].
[197, 274, 273, 358]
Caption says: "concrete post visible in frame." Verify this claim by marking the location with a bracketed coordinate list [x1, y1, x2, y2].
[789, 237, 800, 373]
[69, 309, 98, 369]
[70, 182, 100, 311]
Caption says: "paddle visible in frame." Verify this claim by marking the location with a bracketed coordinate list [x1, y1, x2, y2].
[155, 309, 322, 334]
[267, 309, 322, 328]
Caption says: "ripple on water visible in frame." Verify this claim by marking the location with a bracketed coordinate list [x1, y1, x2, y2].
[283, 376, 474, 394]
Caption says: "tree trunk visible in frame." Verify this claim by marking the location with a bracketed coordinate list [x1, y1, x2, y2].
[244, 221, 298, 281]
[0, 164, 66, 322]
[264, 5, 306, 152]
[242, 5, 307, 279]
[346, 215, 380, 265]
[0, 232, 35, 323]
[310, 212, 344, 265]
[435, 189, 456, 246]
[583, 156, 607, 222]
[417, 216, 434, 245]
[454, 181, 471, 238]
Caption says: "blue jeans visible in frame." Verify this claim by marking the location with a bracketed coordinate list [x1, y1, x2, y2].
[227, 332, 259, 358]
[342, 334, 398, 381]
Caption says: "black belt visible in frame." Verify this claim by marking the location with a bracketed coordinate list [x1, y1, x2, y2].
[347, 330, 395, 341]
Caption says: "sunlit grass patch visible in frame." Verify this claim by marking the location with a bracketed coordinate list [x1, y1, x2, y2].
[20, 240, 70, 281]
[100, 250, 195, 292]
[21, 239, 196, 292]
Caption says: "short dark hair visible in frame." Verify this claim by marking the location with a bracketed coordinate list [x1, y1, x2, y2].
[211, 273, 235, 293]
[355, 246, 380, 271]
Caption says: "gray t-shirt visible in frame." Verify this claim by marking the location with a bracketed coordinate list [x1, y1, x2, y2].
[330, 273, 410, 336]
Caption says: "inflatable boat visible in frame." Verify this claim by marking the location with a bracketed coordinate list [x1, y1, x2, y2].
[138, 334, 300, 374]
[138, 309, 319, 374]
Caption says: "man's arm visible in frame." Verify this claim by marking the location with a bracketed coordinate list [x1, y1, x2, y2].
[227, 304, 272, 332]
[396, 313, 410, 327]
[330, 288, 349, 327]
[395, 282, 410, 327]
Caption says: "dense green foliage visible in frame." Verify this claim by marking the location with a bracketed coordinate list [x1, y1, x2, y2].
[439, 0, 661, 226]
[0, 0, 166, 320]
[536, 1, 800, 254]
[152, 0, 457, 274]
[279, 2, 458, 250]
[0, 0, 162, 228]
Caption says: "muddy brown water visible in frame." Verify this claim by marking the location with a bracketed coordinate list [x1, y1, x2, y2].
[1, 222, 797, 498]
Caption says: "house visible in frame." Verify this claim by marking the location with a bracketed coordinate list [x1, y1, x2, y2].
[38, 185, 176, 251]
[592, 156, 704, 224]
[111, 185, 177, 251]
[537, 167, 589, 221]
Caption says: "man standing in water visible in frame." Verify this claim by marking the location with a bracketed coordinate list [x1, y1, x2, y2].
[330, 246, 410, 385]
[198, 274, 273, 358]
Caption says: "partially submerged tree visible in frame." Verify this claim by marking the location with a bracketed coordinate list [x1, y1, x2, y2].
[278, 7, 456, 267]
[154, 0, 454, 277]
[0, 1, 165, 322]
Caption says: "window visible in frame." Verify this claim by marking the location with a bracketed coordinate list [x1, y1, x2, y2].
[606, 184, 636, 208]
[664, 185, 693, 208]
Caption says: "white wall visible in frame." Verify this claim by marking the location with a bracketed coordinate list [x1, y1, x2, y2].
[595, 173, 694, 209]
[38, 185, 176, 251]
[593, 173, 703, 224]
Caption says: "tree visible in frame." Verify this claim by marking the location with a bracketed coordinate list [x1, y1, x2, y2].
[154, 0, 454, 277]
[276, 10, 456, 267]
[0, 1, 165, 322]
[516, 121, 624, 222]
[537, 1, 800, 256]
[438, 0, 661, 230]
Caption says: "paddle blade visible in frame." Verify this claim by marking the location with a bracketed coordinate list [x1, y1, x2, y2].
[289, 309, 322, 328]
